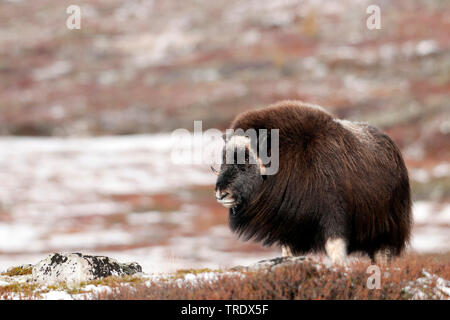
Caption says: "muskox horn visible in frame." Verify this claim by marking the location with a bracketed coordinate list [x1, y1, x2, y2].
[210, 165, 219, 176]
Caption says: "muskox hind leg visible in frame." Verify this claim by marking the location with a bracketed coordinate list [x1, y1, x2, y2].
[325, 238, 348, 264]
[372, 248, 392, 265]
[281, 245, 293, 257]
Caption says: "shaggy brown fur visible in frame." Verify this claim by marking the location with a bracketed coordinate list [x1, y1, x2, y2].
[226, 100, 412, 261]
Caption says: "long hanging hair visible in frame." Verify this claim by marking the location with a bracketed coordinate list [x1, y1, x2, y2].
[227, 100, 412, 256]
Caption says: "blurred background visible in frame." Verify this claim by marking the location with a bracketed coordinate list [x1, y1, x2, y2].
[0, 0, 448, 273]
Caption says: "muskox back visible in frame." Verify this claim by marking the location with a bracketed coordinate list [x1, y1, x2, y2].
[226, 101, 412, 261]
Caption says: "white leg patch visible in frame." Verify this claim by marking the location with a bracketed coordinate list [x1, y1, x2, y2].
[281, 245, 293, 257]
[325, 238, 347, 264]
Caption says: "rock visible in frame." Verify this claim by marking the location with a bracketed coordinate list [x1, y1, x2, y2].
[231, 256, 308, 272]
[32, 253, 142, 285]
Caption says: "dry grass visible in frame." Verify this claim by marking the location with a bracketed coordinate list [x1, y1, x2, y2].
[0, 282, 40, 299]
[91, 253, 449, 300]
[1, 265, 33, 277]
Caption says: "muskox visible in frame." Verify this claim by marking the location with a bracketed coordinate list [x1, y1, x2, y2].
[213, 100, 412, 264]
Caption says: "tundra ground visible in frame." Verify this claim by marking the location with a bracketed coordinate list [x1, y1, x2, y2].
[0, 252, 448, 300]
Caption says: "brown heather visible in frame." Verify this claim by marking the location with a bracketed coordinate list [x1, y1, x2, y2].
[92, 253, 449, 300]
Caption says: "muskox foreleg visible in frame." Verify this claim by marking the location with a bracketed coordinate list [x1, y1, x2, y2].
[325, 238, 347, 264]
[281, 245, 293, 257]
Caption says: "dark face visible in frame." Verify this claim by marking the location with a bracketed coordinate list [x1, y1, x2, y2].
[213, 138, 264, 211]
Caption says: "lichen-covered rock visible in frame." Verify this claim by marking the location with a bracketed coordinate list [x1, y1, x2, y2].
[32, 253, 142, 285]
